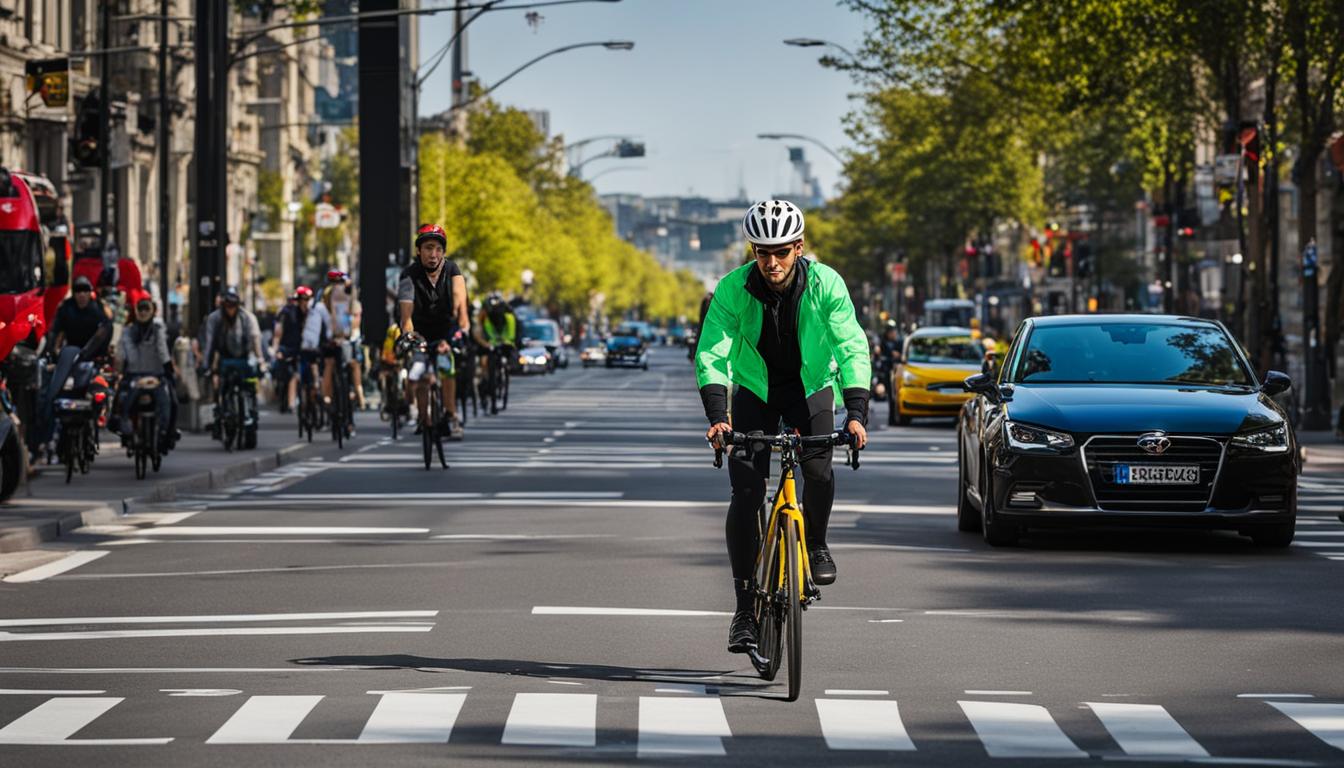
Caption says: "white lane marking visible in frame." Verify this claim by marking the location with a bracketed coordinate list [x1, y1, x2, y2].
[160, 689, 241, 697]
[3, 551, 108, 583]
[270, 492, 483, 500]
[130, 526, 430, 536]
[358, 693, 466, 743]
[958, 700, 1087, 758]
[1239, 694, 1315, 699]
[965, 690, 1033, 696]
[637, 696, 732, 757]
[868, 619, 905, 623]
[1268, 702, 1344, 751]
[97, 539, 156, 546]
[431, 534, 609, 541]
[654, 684, 706, 695]
[58, 562, 460, 579]
[1290, 541, 1344, 548]
[366, 687, 472, 694]
[546, 680, 584, 686]
[0, 667, 353, 674]
[532, 606, 730, 617]
[207, 695, 323, 743]
[150, 512, 199, 526]
[831, 543, 971, 553]
[0, 689, 105, 695]
[1085, 702, 1209, 757]
[816, 699, 916, 751]
[824, 690, 890, 696]
[189, 498, 955, 515]
[502, 693, 596, 747]
[0, 610, 437, 628]
[0, 697, 173, 745]
[1290, 530, 1344, 536]
[0, 625, 434, 642]
[494, 491, 624, 499]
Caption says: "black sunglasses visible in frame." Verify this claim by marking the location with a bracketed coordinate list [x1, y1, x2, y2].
[754, 243, 798, 260]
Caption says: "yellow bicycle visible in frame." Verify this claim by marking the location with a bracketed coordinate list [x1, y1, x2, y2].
[713, 429, 861, 701]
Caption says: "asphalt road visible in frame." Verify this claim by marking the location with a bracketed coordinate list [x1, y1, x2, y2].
[2, 346, 1343, 767]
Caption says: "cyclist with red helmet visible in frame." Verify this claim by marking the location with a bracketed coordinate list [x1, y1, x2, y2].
[270, 286, 312, 412]
[399, 224, 470, 439]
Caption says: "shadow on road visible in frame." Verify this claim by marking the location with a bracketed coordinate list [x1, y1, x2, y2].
[289, 653, 778, 696]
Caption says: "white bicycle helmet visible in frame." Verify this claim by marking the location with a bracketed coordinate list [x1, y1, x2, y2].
[742, 199, 805, 246]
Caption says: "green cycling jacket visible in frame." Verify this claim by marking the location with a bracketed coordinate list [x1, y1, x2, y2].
[695, 260, 871, 402]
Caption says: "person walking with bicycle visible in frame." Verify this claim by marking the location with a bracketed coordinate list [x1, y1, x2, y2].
[697, 199, 871, 655]
[399, 224, 469, 440]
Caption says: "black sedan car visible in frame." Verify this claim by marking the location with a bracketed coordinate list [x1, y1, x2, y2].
[956, 315, 1298, 547]
[605, 334, 648, 370]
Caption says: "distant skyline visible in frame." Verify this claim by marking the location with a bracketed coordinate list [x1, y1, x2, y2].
[417, 0, 868, 201]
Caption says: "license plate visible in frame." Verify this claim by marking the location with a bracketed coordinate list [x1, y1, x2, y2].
[1114, 464, 1199, 485]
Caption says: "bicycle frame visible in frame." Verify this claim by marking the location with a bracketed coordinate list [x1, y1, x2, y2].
[753, 450, 814, 603]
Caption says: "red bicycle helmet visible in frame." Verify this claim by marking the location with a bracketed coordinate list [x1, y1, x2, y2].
[415, 223, 447, 249]
[294, 286, 314, 300]
[326, 269, 349, 284]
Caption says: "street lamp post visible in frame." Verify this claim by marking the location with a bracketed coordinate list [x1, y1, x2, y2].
[783, 37, 858, 60]
[756, 133, 843, 165]
[445, 41, 635, 115]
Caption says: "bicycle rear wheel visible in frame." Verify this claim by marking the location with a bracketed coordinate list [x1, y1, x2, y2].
[783, 517, 803, 702]
[134, 418, 148, 480]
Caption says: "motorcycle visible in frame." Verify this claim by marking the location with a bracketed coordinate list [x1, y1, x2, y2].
[126, 375, 164, 479]
[52, 357, 111, 483]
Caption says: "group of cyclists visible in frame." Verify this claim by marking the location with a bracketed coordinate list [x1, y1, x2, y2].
[259, 223, 522, 444]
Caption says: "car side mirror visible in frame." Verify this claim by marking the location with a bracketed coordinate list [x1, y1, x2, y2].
[963, 372, 1001, 403]
[1261, 370, 1291, 397]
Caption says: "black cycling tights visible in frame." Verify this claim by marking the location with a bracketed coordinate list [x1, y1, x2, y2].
[725, 387, 835, 581]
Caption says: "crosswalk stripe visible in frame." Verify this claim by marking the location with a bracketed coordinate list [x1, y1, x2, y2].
[1085, 702, 1208, 757]
[0, 697, 173, 745]
[815, 699, 915, 751]
[958, 700, 1087, 758]
[357, 693, 465, 743]
[206, 695, 323, 743]
[1268, 702, 1344, 751]
[637, 696, 732, 757]
[502, 693, 596, 746]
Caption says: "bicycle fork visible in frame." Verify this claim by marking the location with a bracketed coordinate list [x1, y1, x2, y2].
[753, 468, 819, 607]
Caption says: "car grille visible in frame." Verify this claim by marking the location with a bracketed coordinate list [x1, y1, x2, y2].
[1082, 435, 1224, 511]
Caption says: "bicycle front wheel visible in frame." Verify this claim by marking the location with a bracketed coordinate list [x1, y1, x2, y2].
[754, 537, 784, 682]
[783, 517, 803, 702]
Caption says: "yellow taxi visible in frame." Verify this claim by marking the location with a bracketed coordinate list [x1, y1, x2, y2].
[889, 326, 988, 426]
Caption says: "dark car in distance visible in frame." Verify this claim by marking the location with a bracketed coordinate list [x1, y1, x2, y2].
[956, 315, 1298, 548]
[605, 334, 648, 370]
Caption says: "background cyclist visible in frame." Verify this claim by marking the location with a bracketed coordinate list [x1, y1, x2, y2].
[398, 223, 470, 439]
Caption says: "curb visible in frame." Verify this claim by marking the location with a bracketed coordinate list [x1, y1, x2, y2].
[0, 440, 325, 553]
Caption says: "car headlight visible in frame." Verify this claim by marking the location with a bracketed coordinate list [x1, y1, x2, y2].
[902, 370, 918, 386]
[1004, 420, 1075, 452]
[1231, 423, 1289, 454]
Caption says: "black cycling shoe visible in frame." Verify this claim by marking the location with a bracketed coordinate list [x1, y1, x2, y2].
[809, 547, 837, 585]
[727, 609, 759, 654]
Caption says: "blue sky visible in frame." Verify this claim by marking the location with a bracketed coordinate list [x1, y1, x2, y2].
[417, 0, 869, 200]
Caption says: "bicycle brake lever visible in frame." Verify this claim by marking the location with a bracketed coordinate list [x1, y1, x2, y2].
[713, 447, 724, 469]
[848, 445, 861, 471]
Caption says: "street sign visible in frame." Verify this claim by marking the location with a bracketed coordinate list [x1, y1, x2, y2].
[890, 262, 906, 285]
[1214, 154, 1240, 184]
[25, 58, 69, 108]
[314, 203, 340, 229]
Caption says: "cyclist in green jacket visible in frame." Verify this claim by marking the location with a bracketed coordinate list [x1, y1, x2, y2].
[697, 199, 871, 655]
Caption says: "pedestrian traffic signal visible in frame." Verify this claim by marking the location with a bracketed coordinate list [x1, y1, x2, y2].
[1178, 227, 1195, 238]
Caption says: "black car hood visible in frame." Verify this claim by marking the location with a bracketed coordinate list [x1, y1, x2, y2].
[1005, 384, 1282, 435]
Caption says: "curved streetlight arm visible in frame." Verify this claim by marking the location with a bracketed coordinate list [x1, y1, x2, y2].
[448, 41, 634, 114]
[570, 147, 619, 176]
[586, 165, 645, 183]
[757, 132, 844, 165]
[564, 134, 637, 152]
[783, 37, 857, 60]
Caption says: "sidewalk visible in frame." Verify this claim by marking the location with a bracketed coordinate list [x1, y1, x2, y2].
[0, 406, 379, 553]
[1298, 428, 1344, 469]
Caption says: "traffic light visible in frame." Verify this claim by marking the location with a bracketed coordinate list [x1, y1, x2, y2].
[1178, 227, 1195, 238]
[70, 92, 102, 167]
[1075, 241, 1093, 278]
[616, 140, 645, 158]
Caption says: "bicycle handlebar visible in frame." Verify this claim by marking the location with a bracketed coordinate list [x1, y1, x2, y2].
[710, 430, 861, 471]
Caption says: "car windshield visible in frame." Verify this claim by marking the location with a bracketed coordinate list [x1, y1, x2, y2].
[610, 336, 639, 345]
[0, 230, 43, 293]
[1012, 323, 1253, 386]
[907, 335, 982, 365]
[524, 322, 557, 343]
